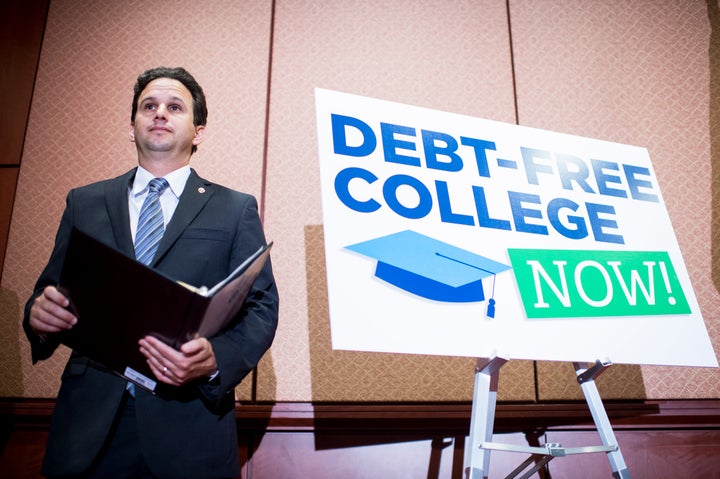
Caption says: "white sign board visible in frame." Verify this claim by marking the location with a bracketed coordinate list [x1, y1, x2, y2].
[315, 88, 718, 367]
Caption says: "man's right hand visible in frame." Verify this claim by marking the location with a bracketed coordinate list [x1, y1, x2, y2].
[28, 286, 77, 335]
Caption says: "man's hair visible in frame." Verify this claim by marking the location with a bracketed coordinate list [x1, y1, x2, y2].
[131, 67, 208, 154]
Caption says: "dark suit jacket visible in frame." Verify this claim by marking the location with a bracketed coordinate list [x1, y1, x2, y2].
[23, 168, 279, 478]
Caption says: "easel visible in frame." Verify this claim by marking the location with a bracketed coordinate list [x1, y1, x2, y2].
[464, 357, 631, 479]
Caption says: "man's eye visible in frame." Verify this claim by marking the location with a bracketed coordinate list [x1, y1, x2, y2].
[169, 105, 181, 111]
[144, 104, 156, 110]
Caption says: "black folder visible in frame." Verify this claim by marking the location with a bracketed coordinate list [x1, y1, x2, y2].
[57, 227, 272, 392]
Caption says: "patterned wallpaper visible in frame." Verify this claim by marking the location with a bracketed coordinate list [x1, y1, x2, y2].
[258, 0, 530, 402]
[509, 0, 720, 399]
[0, 0, 274, 399]
[1, 0, 718, 402]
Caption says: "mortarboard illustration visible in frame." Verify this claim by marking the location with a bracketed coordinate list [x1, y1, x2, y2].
[345, 230, 512, 312]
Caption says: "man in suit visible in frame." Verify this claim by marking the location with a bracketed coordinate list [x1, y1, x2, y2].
[23, 66, 279, 479]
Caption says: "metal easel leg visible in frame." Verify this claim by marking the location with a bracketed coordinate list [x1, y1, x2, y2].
[574, 360, 632, 479]
[465, 356, 508, 479]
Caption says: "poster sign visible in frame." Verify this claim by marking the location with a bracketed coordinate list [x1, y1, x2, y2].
[315, 88, 717, 367]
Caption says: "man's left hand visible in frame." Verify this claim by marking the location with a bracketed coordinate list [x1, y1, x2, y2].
[139, 335, 218, 386]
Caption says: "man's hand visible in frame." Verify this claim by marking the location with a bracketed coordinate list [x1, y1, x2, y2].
[139, 335, 218, 386]
[28, 286, 77, 335]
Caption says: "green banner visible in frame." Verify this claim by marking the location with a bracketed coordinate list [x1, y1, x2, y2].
[507, 249, 690, 318]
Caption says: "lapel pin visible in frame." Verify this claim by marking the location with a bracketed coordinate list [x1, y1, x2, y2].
[198, 187, 206, 194]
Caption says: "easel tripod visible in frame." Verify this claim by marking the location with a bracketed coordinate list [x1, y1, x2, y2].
[464, 357, 631, 479]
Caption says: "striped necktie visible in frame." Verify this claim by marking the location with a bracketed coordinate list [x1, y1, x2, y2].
[134, 178, 169, 266]
[128, 177, 168, 397]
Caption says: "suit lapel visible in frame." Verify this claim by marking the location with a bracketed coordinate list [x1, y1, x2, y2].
[152, 169, 213, 265]
[105, 169, 136, 256]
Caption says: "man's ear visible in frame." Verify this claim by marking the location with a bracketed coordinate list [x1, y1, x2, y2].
[129, 123, 136, 143]
[193, 125, 206, 146]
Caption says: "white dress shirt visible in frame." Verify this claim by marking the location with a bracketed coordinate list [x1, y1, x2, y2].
[129, 165, 191, 242]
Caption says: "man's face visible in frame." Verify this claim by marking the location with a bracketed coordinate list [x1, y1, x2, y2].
[130, 77, 205, 158]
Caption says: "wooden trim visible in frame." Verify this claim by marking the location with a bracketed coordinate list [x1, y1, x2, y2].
[233, 400, 720, 433]
[3, 398, 719, 432]
[3, 399, 720, 479]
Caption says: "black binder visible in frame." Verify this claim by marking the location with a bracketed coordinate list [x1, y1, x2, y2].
[57, 227, 272, 392]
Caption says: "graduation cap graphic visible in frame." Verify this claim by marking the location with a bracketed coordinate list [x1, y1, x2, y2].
[345, 230, 512, 308]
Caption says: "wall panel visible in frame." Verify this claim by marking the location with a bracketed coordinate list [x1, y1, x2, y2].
[0, 0, 47, 167]
[509, 0, 720, 399]
[0, 0, 274, 398]
[0, 0, 48, 286]
[259, 0, 533, 402]
[1, 0, 718, 405]
[0, 168, 19, 279]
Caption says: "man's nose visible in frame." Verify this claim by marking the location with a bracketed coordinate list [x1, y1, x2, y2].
[155, 104, 168, 119]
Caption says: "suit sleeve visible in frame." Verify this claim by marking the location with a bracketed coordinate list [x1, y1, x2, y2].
[23, 191, 78, 363]
[200, 196, 279, 406]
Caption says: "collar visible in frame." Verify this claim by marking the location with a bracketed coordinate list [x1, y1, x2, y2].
[131, 165, 191, 198]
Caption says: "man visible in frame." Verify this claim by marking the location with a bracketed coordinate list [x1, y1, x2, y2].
[23, 67, 279, 479]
